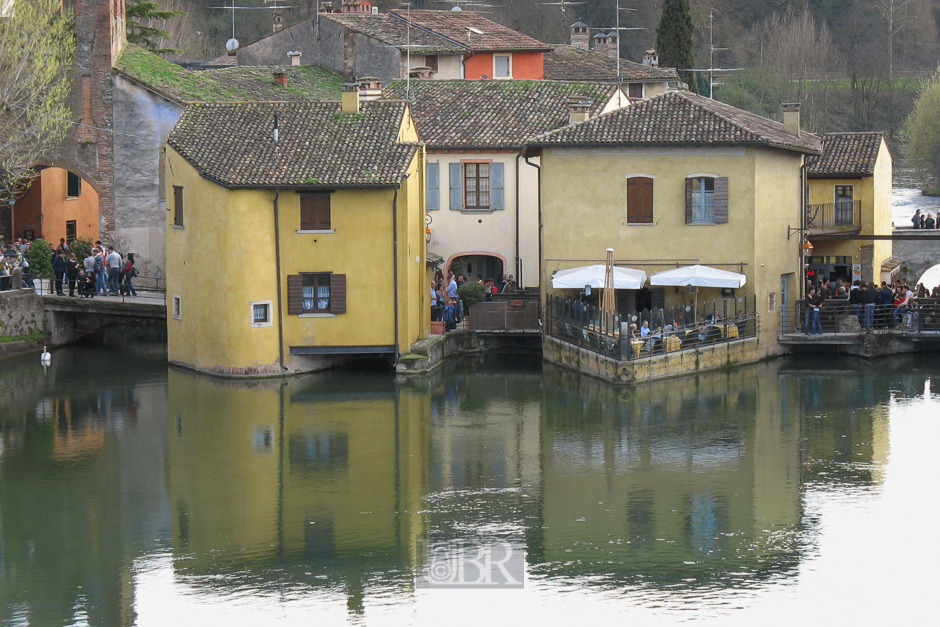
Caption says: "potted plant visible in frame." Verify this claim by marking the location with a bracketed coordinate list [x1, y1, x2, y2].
[457, 282, 487, 328]
[27, 239, 54, 293]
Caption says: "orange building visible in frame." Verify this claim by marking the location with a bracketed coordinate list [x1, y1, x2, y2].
[14, 167, 99, 244]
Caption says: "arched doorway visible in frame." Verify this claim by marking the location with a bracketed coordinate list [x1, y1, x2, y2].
[12, 167, 99, 245]
[917, 264, 940, 294]
[447, 252, 506, 283]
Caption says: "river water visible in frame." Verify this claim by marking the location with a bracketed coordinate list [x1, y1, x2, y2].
[1, 345, 939, 625]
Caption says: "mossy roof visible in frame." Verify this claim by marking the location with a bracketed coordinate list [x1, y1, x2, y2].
[114, 45, 345, 105]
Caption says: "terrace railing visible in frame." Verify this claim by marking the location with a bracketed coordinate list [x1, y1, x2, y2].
[807, 200, 861, 231]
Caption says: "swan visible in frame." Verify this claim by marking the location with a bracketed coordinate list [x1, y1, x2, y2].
[40, 346, 51, 366]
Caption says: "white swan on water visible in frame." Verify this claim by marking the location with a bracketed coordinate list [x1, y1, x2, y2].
[40, 346, 51, 365]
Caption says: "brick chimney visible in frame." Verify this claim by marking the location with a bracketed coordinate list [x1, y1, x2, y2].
[273, 70, 288, 87]
[273, 10, 283, 33]
[341, 83, 360, 113]
[782, 103, 801, 137]
[593, 32, 609, 57]
[357, 77, 383, 101]
[606, 33, 618, 60]
[642, 49, 659, 67]
[568, 96, 592, 125]
[570, 21, 590, 50]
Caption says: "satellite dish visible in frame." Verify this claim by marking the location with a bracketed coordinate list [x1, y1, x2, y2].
[226, 38, 240, 52]
[451, 6, 462, 10]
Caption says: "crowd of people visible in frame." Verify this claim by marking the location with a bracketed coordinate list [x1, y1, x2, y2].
[802, 277, 940, 333]
[911, 209, 940, 229]
[0, 237, 140, 298]
[430, 270, 518, 332]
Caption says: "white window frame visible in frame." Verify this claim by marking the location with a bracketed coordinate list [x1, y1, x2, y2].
[493, 54, 512, 79]
[172, 294, 182, 320]
[250, 300, 273, 328]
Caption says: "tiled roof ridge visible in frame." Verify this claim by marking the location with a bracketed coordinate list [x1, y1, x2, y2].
[388, 11, 468, 51]
[674, 92, 766, 143]
[527, 89, 670, 142]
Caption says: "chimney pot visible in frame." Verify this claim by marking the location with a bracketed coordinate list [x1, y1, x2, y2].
[273, 70, 288, 87]
[341, 83, 360, 113]
[568, 96, 592, 125]
[781, 103, 801, 137]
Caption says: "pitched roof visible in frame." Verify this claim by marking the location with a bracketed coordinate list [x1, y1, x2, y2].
[115, 46, 345, 104]
[320, 12, 465, 54]
[527, 91, 822, 155]
[544, 45, 679, 82]
[392, 10, 552, 52]
[806, 132, 885, 177]
[383, 80, 621, 149]
[166, 101, 419, 188]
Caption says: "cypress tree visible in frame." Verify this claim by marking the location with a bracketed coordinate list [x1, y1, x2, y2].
[656, 0, 697, 93]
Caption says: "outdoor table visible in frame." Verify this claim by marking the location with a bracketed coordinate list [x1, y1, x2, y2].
[664, 335, 681, 352]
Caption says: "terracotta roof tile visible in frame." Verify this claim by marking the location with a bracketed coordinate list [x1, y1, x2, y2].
[321, 13, 466, 53]
[392, 10, 551, 52]
[383, 79, 621, 149]
[544, 45, 678, 82]
[806, 132, 885, 177]
[527, 91, 822, 155]
[167, 101, 418, 188]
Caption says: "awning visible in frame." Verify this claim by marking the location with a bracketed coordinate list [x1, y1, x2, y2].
[649, 264, 747, 289]
[552, 264, 648, 290]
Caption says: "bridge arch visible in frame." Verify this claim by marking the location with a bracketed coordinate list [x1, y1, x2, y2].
[916, 264, 940, 292]
[445, 251, 508, 282]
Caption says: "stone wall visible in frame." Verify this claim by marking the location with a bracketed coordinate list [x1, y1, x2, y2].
[543, 335, 762, 386]
[892, 230, 940, 284]
[0, 289, 47, 338]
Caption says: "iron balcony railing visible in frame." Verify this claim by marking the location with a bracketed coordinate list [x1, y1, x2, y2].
[781, 299, 940, 334]
[546, 295, 760, 361]
[807, 200, 862, 230]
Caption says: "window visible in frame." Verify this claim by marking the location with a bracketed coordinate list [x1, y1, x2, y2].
[66, 171, 81, 198]
[626, 177, 653, 224]
[464, 163, 490, 209]
[172, 295, 182, 320]
[287, 273, 346, 315]
[628, 83, 643, 99]
[494, 54, 511, 78]
[250, 300, 272, 327]
[685, 176, 728, 224]
[299, 192, 331, 231]
[449, 162, 504, 210]
[65, 220, 77, 242]
[173, 186, 184, 227]
[426, 55, 438, 72]
[834, 185, 854, 226]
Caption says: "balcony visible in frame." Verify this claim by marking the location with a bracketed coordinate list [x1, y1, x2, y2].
[806, 200, 862, 236]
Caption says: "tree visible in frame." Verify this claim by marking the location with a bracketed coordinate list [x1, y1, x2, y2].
[0, 0, 74, 202]
[656, 0, 696, 93]
[905, 69, 940, 185]
[126, 2, 185, 56]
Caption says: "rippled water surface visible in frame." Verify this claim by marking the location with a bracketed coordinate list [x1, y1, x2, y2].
[1, 345, 939, 625]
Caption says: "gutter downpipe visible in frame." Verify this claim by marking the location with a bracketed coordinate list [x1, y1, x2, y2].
[274, 186, 286, 370]
[800, 160, 807, 308]
[392, 187, 401, 367]
[515, 153, 521, 285]
[523, 153, 541, 297]
[461, 51, 475, 79]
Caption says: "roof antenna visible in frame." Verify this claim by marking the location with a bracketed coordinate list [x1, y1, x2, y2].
[273, 113, 279, 145]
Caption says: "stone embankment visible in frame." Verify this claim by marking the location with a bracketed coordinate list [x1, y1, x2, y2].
[0, 285, 48, 361]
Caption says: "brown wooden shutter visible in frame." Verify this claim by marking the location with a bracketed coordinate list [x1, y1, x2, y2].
[627, 177, 653, 224]
[315, 193, 331, 230]
[287, 274, 303, 315]
[174, 186, 184, 226]
[685, 178, 693, 224]
[713, 177, 728, 223]
[300, 193, 331, 230]
[330, 274, 346, 314]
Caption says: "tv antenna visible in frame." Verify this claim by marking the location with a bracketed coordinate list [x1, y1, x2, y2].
[678, 11, 742, 98]
[210, 0, 297, 51]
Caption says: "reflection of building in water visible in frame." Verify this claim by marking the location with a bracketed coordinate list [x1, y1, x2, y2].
[165, 369, 430, 610]
[537, 364, 805, 584]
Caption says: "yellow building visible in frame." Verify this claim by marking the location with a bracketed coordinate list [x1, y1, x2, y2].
[525, 94, 822, 361]
[165, 92, 428, 375]
[805, 133, 893, 284]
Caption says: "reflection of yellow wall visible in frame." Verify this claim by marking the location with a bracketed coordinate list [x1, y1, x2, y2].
[166, 370, 430, 573]
[808, 139, 893, 279]
[166, 110, 428, 374]
[540, 146, 804, 356]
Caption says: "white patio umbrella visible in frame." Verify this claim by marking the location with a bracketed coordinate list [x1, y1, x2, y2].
[648, 264, 747, 289]
[552, 263, 647, 290]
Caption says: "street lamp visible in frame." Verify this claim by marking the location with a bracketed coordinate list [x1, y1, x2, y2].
[802, 240, 814, 257]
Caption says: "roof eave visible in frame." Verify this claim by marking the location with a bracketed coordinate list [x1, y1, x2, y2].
[525, 140, 821, 156]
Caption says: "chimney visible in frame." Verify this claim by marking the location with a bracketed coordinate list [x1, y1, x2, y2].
[273, 70, 288, 87]
[287, 51, 302, 66]
[782, 103, 801, 137]
[570, 21, 590, 50]
[320, 2, 333, 12]
[593, 33, 608, 57]
[357, 77, 383, 101]
[568, 96, 591, 125]
[273, 10, 283, 33]
[606, 33, 618, 60]
[642, 49, 659, 67]
[341, 83, 360, 113]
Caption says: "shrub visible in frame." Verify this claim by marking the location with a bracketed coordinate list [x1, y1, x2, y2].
[457, 282, 486, 305]
[71, 236, 93, 262]
[28, 239, 54, 279]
